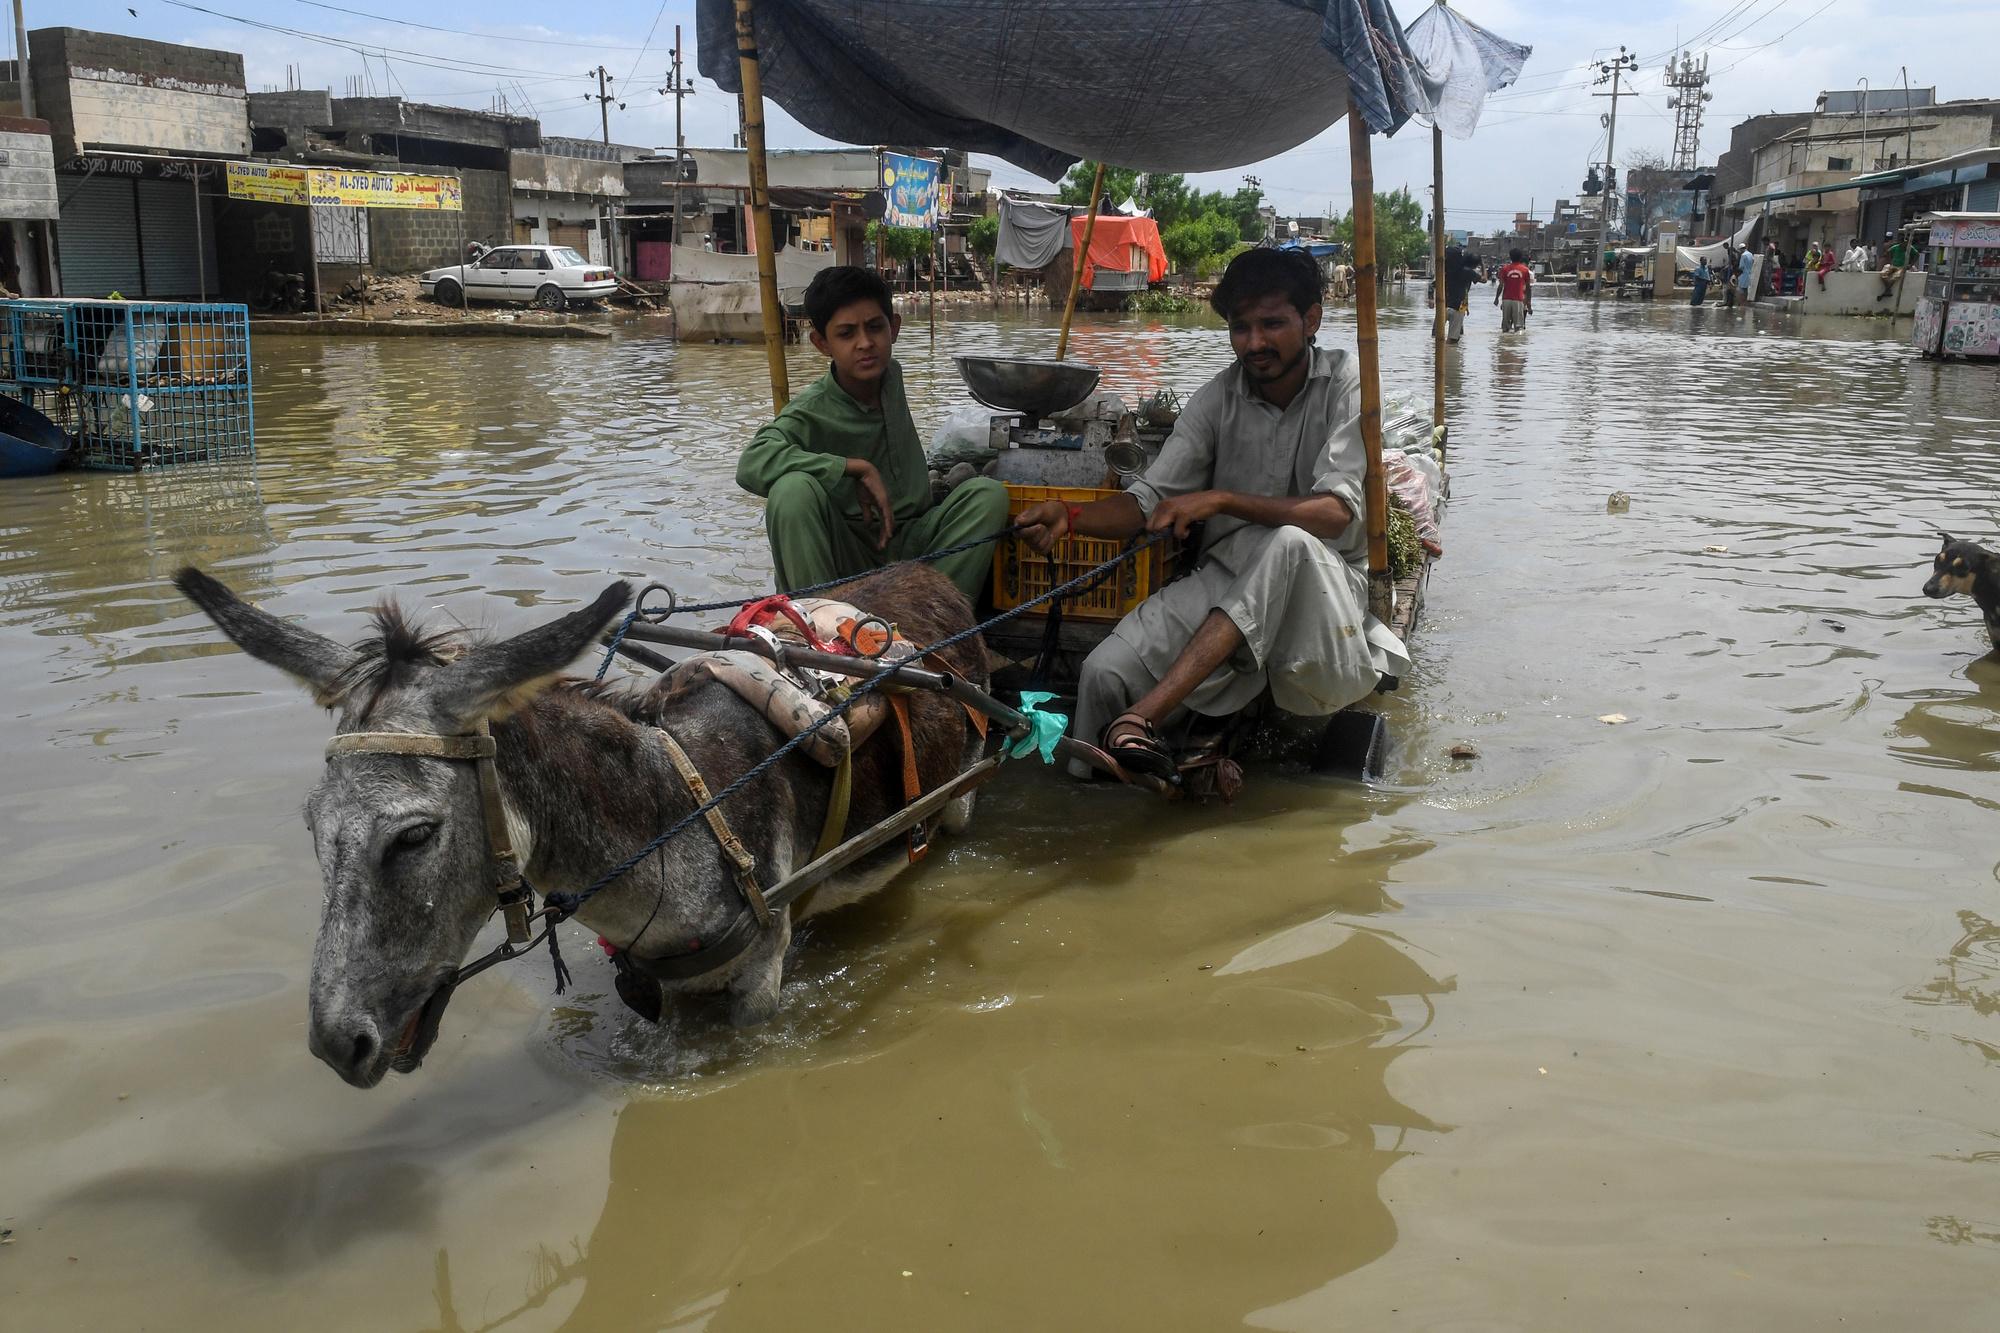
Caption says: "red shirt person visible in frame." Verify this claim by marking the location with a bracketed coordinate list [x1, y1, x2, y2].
[1493, 248, 1534, 331]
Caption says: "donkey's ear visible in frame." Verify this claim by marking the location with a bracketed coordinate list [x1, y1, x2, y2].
[174, 566, 359, 706]
[437, 581, 631, 723]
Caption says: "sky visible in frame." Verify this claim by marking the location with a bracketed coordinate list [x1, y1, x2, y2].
[39, 0, 2000, 230]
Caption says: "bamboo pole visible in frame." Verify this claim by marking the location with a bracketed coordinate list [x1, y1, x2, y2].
[1347, 103, 1392, 623]
[1055, 161, 1105, 361]
[1431, 122, 1447, 436]
[733, 0, 790, 410]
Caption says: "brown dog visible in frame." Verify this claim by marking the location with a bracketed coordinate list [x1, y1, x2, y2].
[1923, 533, 2000, 648]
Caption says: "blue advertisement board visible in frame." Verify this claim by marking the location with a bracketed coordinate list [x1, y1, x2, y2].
[880, 152, 941, 229]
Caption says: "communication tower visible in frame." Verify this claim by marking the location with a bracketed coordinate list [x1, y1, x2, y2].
[1664, 52, 1714, 171]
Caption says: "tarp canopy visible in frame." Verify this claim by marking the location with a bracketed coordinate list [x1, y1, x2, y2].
[995, 194, 1076, 269]
[696, 0, 1434, 180]
[1074, 214, 1169, 287]
[1403, 3, 1532, 139]
[1674, 213, 1765, 272]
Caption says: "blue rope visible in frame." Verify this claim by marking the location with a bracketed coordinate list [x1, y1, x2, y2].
[547, 530, 1168, 922]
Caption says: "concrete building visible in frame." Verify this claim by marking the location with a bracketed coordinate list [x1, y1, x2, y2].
[25, 28, 248, 298]
[1708, 111, 1813, 234]
[511, 134, 640, 264]
[622, 146, 881, 280]
[0, 114, 58, 294]
[230, 91, 549, 303]
[1720, 91, 2000, 256]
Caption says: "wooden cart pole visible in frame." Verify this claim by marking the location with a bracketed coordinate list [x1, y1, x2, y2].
[733, 0, 790, 410]
[1347, 102, 1392, 623]
[1431, 122, 1447, 438]
[1055, 161, 1105, 360]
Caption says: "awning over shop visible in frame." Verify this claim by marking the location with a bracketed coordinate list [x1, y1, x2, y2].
[696, 0, 1435, 179]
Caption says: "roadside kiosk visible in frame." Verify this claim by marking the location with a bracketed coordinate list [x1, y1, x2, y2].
[1914, 212, 2000, 361]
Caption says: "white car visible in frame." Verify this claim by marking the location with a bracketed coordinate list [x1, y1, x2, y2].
[420, 244, 618, 310]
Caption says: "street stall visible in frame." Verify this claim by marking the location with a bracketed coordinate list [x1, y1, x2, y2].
[1914, 212, 2000, 361]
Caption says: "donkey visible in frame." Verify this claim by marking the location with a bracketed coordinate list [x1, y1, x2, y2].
[174, 563, 989, 1088]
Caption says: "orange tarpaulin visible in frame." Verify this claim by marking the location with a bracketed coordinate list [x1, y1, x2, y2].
[1071, 214, 1168, 288]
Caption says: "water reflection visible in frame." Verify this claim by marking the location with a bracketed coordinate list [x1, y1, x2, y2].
[409, 810, 1445, 1330]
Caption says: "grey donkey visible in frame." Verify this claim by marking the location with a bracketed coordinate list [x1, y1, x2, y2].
[174, 564, 991, 1088]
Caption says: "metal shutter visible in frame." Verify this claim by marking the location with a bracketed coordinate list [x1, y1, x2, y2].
[1968, 178, 2000, 214]
[136, 178, 218, 298]
[58, 175, 143, 297]
[550, 221, 589, 254]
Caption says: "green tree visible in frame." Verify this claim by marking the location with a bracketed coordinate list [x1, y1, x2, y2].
[1332, 187, 1429, 271]
[968, 214, 999, 261]
[867, 222, 932, 263]
[1225, 186, 1266, 240]
[1058, 161, 1141, 209]
[1160, 218, 1211, 285]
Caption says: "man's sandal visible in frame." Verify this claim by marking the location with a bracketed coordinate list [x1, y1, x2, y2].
[1100, 711, 1177, 780]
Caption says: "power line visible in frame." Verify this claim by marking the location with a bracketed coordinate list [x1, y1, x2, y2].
[283, 0, 652, 51]
[158, 0, 585, 80]
[622, 0, 671, 86]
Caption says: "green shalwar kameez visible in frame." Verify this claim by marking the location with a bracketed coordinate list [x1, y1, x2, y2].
[736, 361, 1009, 601]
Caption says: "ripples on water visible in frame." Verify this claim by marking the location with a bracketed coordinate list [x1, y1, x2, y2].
[6, 292, 2000, 1327]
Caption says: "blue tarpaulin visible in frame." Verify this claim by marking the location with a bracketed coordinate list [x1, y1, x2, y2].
[697, 0, 1434, 181]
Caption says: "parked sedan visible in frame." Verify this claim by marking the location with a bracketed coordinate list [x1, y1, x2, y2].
[420, 244, 619, 310]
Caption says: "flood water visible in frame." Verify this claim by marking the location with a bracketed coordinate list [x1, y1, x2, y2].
[6, 291, 2000, 1329]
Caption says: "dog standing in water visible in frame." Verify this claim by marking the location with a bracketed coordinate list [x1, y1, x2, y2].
[1923, 534, 2000, 649]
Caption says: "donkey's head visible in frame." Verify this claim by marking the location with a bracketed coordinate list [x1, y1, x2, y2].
[174, 568, 630, 1088]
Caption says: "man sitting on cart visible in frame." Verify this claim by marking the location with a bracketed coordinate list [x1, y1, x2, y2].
[1017, 248, 1408, 779]
[737, 266, 1010, 601]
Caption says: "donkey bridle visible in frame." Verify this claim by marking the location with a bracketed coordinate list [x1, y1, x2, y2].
[323, 719, 773, 1014]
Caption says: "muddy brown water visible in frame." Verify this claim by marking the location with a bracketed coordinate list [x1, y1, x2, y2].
[5, 292, 2000, 1329]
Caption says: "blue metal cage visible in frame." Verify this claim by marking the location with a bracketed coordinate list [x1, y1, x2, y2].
[0, 299, 255, 470]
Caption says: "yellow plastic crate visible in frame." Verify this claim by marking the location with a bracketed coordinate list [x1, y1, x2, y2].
[992, 484, 1181, 622]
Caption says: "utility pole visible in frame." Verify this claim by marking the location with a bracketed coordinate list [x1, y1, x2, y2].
[590, 65, 625, 271]
[1592, 45, 1638, 304]
[12, 0, 33, 116]
[661, 27, 697, 253]
[1664, 50, 1712, 171]
[593, 65, 615, 144]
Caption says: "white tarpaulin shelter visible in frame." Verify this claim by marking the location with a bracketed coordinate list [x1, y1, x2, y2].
[1403, 2, 1532, 138]
[1675, 213, 1766, 272]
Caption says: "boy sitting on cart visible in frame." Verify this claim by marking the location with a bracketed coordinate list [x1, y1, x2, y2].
[1016, 248, 1408, 779]
[737, 266, 1010, 602]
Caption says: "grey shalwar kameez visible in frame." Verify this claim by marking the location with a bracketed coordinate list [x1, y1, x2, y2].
[1071, 345, 1410, 775]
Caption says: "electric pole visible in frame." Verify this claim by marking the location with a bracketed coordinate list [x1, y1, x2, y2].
[592, 65, 617, 144]
[1664, 51, 1713, 171]
[661, 27, 698, 249]
[1592, 46, 1638, 304]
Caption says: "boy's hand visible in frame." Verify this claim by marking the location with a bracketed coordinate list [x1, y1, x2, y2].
[845, 458, 894, 550]
[1017, 499, 1071, 554]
